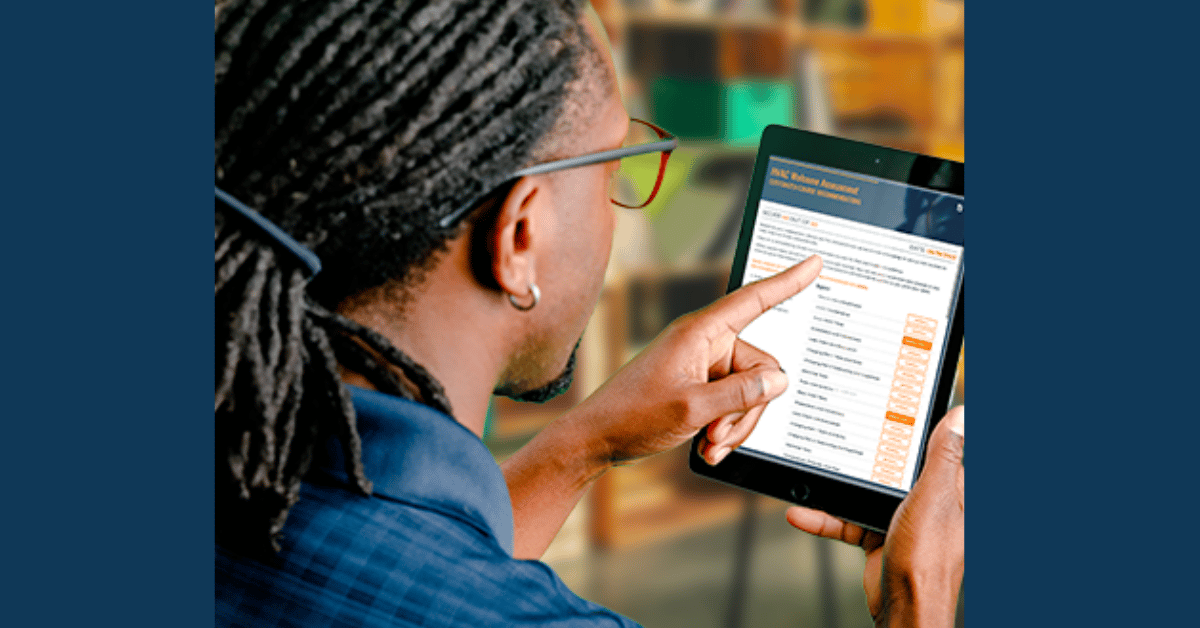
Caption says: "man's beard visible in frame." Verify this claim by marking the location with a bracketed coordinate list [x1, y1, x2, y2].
[498, 341, 579, 404]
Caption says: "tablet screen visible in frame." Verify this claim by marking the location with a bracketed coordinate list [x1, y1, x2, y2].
[737, 155, 964, 495]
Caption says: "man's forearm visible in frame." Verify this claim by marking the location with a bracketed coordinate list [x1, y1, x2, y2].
[501, 408, 611, 560]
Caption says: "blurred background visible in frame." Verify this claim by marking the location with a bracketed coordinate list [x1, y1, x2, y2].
[483, 1, 965, 626]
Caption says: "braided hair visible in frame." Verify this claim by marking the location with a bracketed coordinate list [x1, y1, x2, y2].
[215, 0, 598, 554]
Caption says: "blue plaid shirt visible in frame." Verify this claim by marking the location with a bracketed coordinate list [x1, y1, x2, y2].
[216, 387, 640, 627]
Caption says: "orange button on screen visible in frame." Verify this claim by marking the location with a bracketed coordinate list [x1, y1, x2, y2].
[902, 336, 933, 350]
[885, 411, 916, 426]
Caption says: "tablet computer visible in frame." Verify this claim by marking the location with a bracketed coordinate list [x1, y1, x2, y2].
[689, 125, 964, 533]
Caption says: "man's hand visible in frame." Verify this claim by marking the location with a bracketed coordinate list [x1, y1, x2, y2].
[573, 255, 823, 466]
[786, 406, 965, 628]
[503, 256, 821, 559]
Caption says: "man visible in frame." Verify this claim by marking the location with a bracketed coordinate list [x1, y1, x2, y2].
[214, 1, 964, 626]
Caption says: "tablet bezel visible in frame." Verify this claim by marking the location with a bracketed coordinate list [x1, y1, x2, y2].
[688, 125, 964, 533]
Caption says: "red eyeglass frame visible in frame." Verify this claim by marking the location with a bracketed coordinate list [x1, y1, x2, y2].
[438, 118, 678, 228]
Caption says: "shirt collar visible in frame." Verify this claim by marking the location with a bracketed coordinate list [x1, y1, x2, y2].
[312, 386, 515, 555]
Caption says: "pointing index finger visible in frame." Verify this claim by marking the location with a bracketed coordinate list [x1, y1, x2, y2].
[707, 255, 823, 333]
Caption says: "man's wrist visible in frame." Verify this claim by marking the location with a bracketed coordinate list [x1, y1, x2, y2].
[876, 570, 961, 628]
[554, 404, 618, 484]
[519, 404, 613, 491]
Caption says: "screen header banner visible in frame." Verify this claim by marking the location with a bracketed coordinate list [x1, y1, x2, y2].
[763, 156, 964, 246]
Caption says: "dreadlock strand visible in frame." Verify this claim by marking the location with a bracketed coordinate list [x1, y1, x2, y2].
[261, 264, 284, 379]
[215, 244, 269, 408]
[215, 226, 243, 261]
[326, 333, 411, 400]
[312, 306, 453, 416]
[306, 313, 374, 496]
[265, 292, 307, 495]
[215, 236, 259, 294]
[271, 269, 308, 414]
[270, 376, 305, 493]
[278, 323, 322, 486]
[240, 260, 280, 492]
[234, 249, 274, 403]
[233, 430, 253, 499]
[305, 304, 398, 394]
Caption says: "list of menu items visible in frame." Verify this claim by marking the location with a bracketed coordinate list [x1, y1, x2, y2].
[738, 200, 962, 492]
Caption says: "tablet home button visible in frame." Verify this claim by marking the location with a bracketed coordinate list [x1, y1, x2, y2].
[790, 483, 810, 503]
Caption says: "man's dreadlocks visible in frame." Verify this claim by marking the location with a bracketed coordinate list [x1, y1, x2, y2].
[214, 0, 594, 554]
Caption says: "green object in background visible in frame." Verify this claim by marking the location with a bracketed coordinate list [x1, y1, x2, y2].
[650, 78, 722, 140]
[723, 80, 796, 147]
[649, 77, 796, 147]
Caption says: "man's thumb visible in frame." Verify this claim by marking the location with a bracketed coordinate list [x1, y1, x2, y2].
[922, 405, 965, 478]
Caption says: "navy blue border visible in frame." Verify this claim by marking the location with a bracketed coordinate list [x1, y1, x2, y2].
[8, 2, 1198, 626]
[974, 4, 1198, 627]
[7, 4, 211, 626]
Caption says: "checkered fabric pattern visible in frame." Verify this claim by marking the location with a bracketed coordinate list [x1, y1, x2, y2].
[217, 388, 639, 628]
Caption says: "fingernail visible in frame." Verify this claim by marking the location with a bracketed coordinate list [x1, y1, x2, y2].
[762, 370, 788, 398]
[710, 446, 731, 465]
[948, 407, 964, 437]
[715, 421, 731, 442]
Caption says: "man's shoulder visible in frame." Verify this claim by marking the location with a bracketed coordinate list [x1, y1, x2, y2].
[216, 481, 639, 628]
[291, 478, 505, 556]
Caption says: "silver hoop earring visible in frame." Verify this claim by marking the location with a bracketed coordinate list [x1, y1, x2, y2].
[508, 283, 540, 311]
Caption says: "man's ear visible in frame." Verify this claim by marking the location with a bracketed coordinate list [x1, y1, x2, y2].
[488, 176, 543, 301]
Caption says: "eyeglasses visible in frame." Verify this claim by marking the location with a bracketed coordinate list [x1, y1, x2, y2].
[438, 118, 677, 229]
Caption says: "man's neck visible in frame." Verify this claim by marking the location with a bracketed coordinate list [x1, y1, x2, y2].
[338, 248, 511, 438]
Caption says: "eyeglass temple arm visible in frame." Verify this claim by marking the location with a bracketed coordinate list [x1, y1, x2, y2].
[510, 137, 678, 178]
[438, 134, 678, 229]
